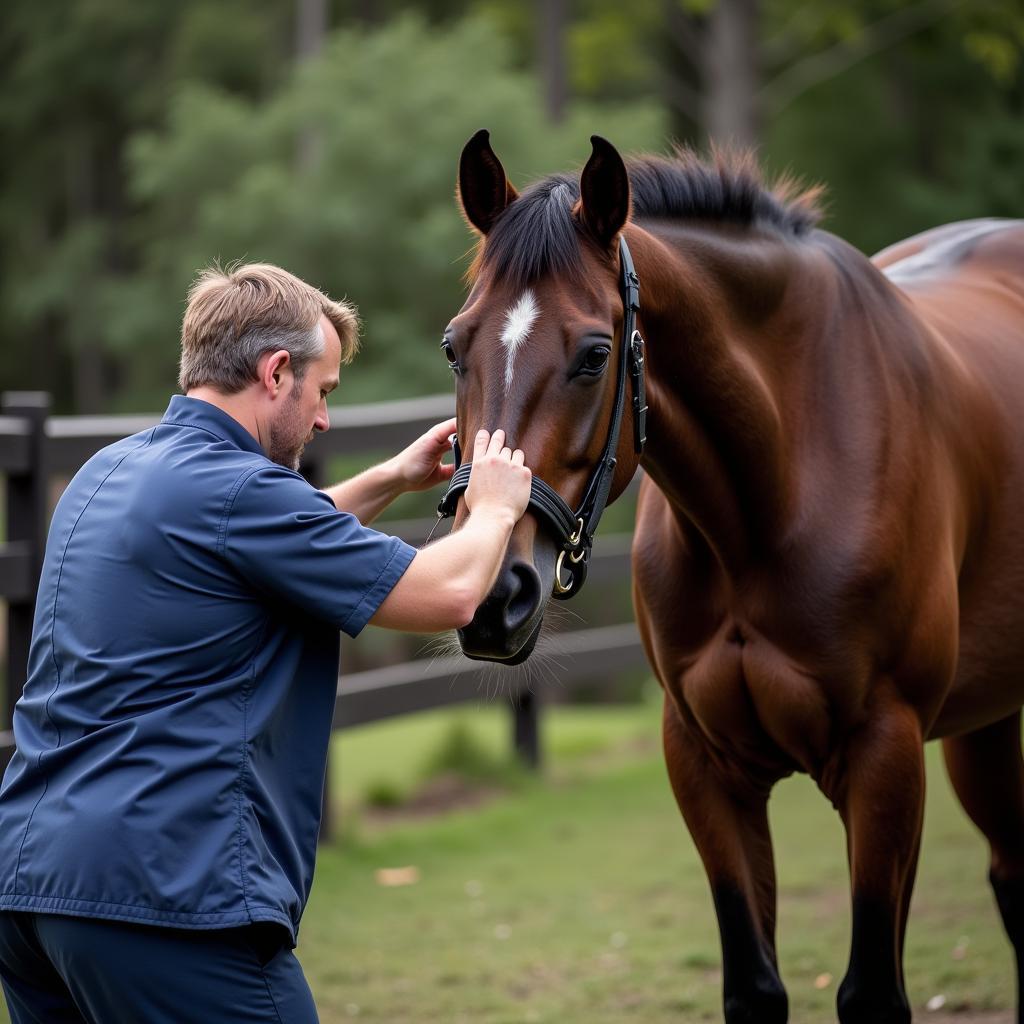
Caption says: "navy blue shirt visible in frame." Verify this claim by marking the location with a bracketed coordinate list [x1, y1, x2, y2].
[0, 396, 416, 942]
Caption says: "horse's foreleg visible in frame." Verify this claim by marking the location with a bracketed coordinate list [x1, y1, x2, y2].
[662, 699, 788, 1024]
[942, 710, 1024, 1024]
[835, 697, 925, 1024]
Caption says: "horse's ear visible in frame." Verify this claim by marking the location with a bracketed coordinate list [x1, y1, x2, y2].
[577, 135, 630, 250]
[458, 129, 518, 236]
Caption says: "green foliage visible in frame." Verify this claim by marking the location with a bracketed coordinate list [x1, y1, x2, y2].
[568, 1, 661, 100]
[1, 0, 1022, 411]
[961, 0, 1024, 82]
[764, 10, 1024, 255]
[0, 0, 297, 409]
[112, 12, 665, 408]
[419, 717, 523, 786]
[362, 778, 406, 809]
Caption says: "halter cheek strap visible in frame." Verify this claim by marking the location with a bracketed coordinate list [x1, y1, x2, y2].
[437, 235, 647, 600]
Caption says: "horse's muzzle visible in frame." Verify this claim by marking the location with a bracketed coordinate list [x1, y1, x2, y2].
[457, 559, 546, 663]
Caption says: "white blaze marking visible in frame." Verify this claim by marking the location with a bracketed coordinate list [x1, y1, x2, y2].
[500, 290, 539, 393]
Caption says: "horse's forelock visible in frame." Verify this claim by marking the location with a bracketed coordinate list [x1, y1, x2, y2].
[469, 173, 587, 292]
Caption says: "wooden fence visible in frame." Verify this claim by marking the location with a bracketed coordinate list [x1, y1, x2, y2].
[0, 391, 646, 799]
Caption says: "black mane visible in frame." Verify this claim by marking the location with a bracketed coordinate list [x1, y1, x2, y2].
[474, 148, 822, 289]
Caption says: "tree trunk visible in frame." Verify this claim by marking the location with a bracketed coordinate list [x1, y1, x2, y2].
[296, 0, 328, 171]
[67, 131, 104, 414]
[660, 0, 704, 144]
[701, 0, 761, 150]
[296, 0, 327, 60]
[538, 0, 568, 125]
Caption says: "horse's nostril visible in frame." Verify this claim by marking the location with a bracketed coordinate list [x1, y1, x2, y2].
[503, 563, 542, 633]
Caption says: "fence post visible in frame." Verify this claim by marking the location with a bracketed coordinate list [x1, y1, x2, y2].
[2, 392, 50, 734]
[513, 691, 541, 769]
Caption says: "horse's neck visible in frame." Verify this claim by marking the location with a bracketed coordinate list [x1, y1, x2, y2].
[632, 222, 921, 572]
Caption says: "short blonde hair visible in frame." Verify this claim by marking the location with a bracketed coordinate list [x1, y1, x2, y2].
[179, 263, 359, 393]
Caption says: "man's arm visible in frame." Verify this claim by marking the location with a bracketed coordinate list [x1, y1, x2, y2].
[322, 417, 456, 525]
[369, 428, 531, 633]
[322, 460, 405, 525]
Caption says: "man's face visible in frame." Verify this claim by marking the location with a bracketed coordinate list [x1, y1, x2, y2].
[268, 315, 342, 471]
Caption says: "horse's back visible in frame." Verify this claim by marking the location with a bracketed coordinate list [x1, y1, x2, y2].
[874, 218, 1024, 292]
[872, 218, 1024, 440]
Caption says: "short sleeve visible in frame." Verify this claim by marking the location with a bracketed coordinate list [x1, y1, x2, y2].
[220, 465, 417, 637]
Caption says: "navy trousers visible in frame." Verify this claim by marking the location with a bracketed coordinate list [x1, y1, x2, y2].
[0, 912, 318, 1023]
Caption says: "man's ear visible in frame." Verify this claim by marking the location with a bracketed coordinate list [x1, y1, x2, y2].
[577, 135, 630, 250]
[260, 349, 292, 396]
[457, 129, 519, 235]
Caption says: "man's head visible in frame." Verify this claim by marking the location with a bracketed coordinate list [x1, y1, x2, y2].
[180, 264, 358, 469]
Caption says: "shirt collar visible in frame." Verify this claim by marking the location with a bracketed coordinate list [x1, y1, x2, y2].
[161, 394, 267, 457]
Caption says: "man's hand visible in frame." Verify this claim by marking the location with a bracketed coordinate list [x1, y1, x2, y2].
[326, 416, 460, 522]
[390, 416, 458, 492]
[369, 428, 533, 632]
[464, 429, 531, 524]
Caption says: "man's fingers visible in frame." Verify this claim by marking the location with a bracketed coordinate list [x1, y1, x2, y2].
[432, 417, 457, 444]
[471, 429, 523, 465]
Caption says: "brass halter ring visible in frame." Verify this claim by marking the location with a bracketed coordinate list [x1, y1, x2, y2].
[553, 519, 587, 594]
[553, 549, 575, 595]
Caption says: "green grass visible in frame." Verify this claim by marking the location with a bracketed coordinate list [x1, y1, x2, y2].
[329, 695, 660, 812]
[299, 699, 1015, 1023]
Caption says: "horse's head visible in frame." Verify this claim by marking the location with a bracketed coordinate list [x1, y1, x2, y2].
[441, 131, 645, 664]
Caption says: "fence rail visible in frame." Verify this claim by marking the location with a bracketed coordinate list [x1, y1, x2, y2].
[0, 391, 646, 811]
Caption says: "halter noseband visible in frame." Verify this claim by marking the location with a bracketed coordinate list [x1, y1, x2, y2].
[436, 235, 648, 599]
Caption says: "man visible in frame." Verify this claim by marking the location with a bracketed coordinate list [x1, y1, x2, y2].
[0, 264, 531, 1022]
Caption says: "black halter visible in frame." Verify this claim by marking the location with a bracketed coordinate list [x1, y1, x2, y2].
[436, 236, 647, 599]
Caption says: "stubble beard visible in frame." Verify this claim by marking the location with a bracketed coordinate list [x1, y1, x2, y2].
[267, 389, 312, 471]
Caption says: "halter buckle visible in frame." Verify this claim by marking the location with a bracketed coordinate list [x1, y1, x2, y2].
[630, 330, 645, 366]
[630, 330, 648, 452]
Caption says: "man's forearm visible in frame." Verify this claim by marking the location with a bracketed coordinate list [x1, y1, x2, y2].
[421, 507, 517, 612]
[322, 459, 403, 524]
[368, 506, 517, 632]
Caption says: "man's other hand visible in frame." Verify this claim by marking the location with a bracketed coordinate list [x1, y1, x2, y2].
[391, 416, 458, 492]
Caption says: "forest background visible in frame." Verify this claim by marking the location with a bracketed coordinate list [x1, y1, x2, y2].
[1, 0, 1022, 415]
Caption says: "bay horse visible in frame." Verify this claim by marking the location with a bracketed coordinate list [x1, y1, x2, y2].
[439, 130, 1024, 1023]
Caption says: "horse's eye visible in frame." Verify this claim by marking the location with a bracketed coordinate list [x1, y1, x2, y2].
[579, 346, 611, 375]
[440, 339, 462, 375]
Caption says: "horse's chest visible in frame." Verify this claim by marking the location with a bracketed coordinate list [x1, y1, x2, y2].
[665, 630, 835, 777]
[632, 512, 839, 775]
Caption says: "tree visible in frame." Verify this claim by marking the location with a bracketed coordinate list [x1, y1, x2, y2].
[0, 0, 294, 411]
[538, 0, 569, 123]
[559, 0, 1023, 253]
[113, 13, 666, 408]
